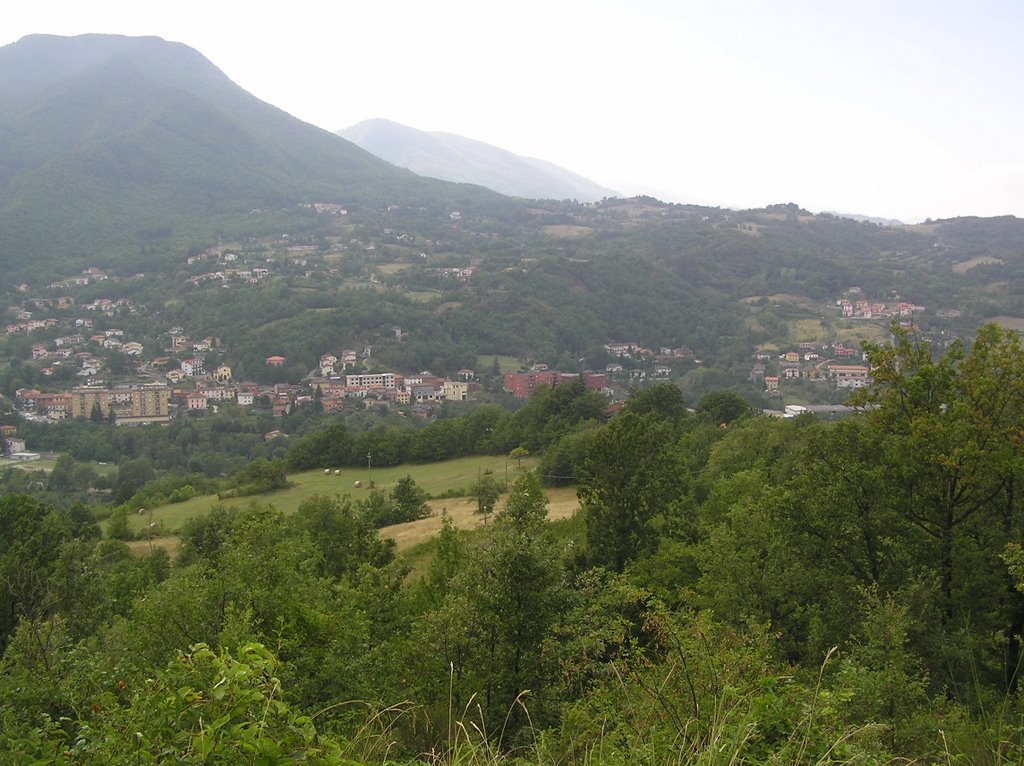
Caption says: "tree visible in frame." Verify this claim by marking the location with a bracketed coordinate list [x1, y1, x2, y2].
[579, 411, 689, 572]
[0, 496, 74, 649]
[537, 426, 601, 487]
[696, 390, 752, 425]
[509, 445, 529, 469]
[624, 382, 689, 431]
[106, 506, 131, 541]
[358, 488, 407, 528]
[508, 378, 607, 452]
[855, 326, 1024, 614]
[465, 472, 564, 731]
[113, 457, 155, 504]
[46, 454, 77, 492]
[225, 458, 288, 496]
[390, 475, 431, 522]
[294, 494, 395, 577]
[423, 511, 466, 605]
[850, 324, 1024, 689]
[468, 471, 501, 523]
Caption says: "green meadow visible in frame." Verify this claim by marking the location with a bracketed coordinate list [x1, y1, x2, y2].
[475, 354, 521, 373]
[127, 454, 534, 536]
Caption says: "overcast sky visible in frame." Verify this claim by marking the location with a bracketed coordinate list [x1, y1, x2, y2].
[4, 0, 1022, 223]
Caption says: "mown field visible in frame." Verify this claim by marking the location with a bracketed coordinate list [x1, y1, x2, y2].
[0, 458, 120, 476]
[382, 483, 579, 551]
[129, 481, 580, 564]
[0, 457, 58, 472]
[126, 455, 556, 540]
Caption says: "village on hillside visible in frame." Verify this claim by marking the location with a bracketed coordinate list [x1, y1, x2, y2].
[3, 248, 944, 455]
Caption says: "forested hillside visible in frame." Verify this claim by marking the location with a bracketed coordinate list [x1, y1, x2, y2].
[0, 34, 513, 280]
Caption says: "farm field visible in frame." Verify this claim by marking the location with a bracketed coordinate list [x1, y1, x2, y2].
[130, 482, 579, 562]
[0, 457, 58, 472]
[382, 484, 580, 552]
[126, 454, 539, 536]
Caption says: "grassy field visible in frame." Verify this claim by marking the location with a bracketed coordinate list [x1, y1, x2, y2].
[0, 457, 118, 475]
[833, 322, 889, 345]
[402, 290, 441, 302]
[952, 256, 1003, 274]
[382, 484, 579, 552]
[476, 354, 521, 373]
[0, 457, 57, 472]
[541, 224, 593, 238]
[789, 318, 828, 342]
[377, 263, 416, 275]
[398, 486, 583, 578]
[128, 456, 579, 564]
[127, 455, 536, 536]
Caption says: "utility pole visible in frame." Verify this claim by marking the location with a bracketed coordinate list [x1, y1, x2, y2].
[367, 452, 373, 487]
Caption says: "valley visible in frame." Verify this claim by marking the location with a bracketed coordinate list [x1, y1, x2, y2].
[2, 32, 1024, 765]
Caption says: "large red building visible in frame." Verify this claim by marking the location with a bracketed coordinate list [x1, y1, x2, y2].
[502, 370, 607, 399]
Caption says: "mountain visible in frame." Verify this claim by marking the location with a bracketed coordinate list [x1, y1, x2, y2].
[340, 118, 620, 202]
[0, 35, 506, 277]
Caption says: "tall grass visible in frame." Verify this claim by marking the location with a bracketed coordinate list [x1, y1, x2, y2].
[318, 646, 907, 765]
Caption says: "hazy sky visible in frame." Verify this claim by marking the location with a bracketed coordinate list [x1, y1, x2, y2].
[4, 0, 1022, 223]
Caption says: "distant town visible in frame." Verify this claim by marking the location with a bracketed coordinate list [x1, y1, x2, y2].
[4, 249, 939, 450]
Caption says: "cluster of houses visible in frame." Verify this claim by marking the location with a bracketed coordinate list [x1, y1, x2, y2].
[185, 266, 271, 288]
[5, 316, 57, 335]
[752, 341, 870, 394]
[176, 367, 480, 418]
[13, 365, 482, 425]
[301, 371, 475, 412]
[45, 267, 112, 291]
[427, 265, 476, 281]
[601, 342, 693, 380]
[835, 287, 926, 320]
[14, 326, 145, 379]
[837, 298, 926, 320]
[7, 281, 135, 339]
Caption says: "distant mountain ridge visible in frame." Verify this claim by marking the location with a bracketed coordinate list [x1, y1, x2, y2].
[340, 118, 620, 202]
[0, 34, 504, 277]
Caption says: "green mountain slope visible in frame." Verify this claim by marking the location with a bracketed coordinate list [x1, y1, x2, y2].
[0, 35, 507, 277]
[341, 118, 620, 202]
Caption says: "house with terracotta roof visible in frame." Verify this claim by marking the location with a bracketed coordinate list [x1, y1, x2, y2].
[186, 392, 209, 411]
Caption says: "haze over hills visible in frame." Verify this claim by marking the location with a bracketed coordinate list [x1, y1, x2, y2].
[0, 34, 507, 276]
[341, 118, 621, 203]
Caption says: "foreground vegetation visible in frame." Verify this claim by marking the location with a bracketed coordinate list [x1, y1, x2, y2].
[4, 324, 1024, 763]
